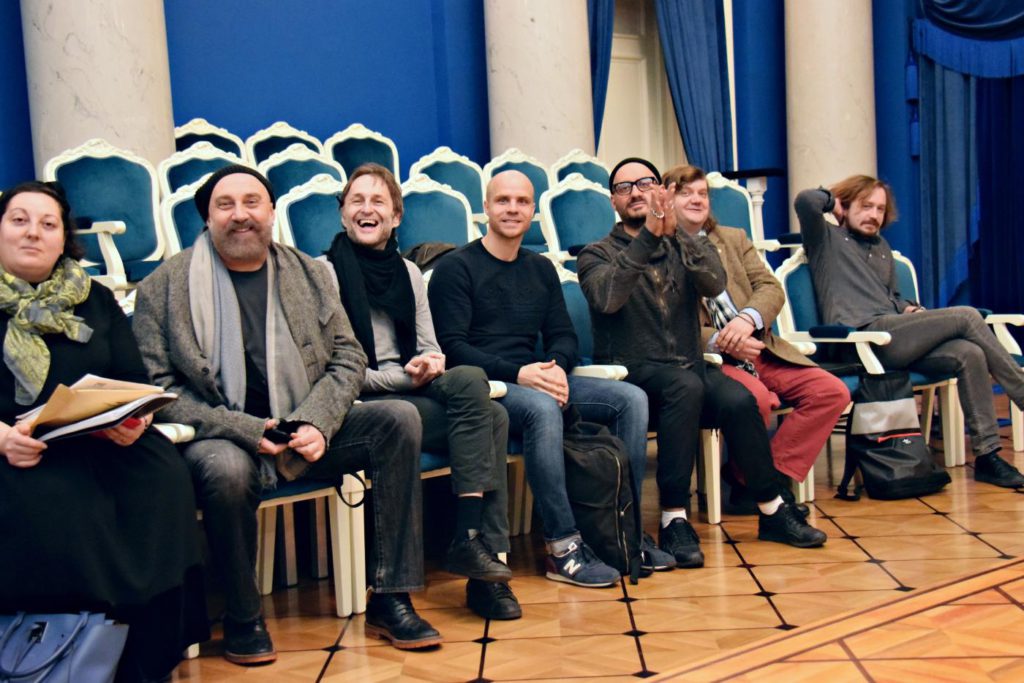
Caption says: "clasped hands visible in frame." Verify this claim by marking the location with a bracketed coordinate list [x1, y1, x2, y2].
[518, 359, 569, 407]
[258, 418, 326, 463]
[717, 316, 765, 363]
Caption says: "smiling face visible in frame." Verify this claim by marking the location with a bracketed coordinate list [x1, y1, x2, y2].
[484, 171, 535, 241]
[672, 178, 710, 234]
[341, 173, 401, 250]
[0, 191, 67, 283]
[610, 162, 657, 228]
[844, 186, 888, 238]
[205, 173, 275, 271]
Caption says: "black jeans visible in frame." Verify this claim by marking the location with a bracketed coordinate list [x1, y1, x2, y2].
[363, 365, 511, 552]
[183, 400, 424, 624]
[627, 362, 779, 508]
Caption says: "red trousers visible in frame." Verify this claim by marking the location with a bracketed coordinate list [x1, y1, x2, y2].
[720, 354, 850, 481]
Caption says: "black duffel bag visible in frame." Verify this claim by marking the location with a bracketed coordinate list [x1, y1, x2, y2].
[562, 407, 642, 583]
[837, 371, 951, 500]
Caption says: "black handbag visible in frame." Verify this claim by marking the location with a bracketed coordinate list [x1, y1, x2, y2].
[0, 612, 127, 683]
[837, 371, 951, 500]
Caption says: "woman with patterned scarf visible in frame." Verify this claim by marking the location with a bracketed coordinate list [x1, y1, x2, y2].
[0, 181, 209, 682]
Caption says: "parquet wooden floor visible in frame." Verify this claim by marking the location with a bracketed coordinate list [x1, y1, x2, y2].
[173, 402, 1024, 682]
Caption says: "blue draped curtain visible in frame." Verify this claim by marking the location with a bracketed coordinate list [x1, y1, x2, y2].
[654, 0, 733, 170]
[971, 76, 1024, 325]
[587, 0, 615, 148]
[911, 0, 1024, 307]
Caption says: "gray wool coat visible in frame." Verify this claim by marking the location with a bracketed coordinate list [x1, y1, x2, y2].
[132, 242, 368, 481]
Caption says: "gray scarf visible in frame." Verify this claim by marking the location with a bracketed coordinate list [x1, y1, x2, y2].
[188, 232, 312, 480]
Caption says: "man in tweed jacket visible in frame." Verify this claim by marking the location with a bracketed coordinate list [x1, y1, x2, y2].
[133, 167, 442, 664]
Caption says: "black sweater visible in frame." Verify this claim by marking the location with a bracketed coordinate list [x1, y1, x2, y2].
[428, 239, 578, 382]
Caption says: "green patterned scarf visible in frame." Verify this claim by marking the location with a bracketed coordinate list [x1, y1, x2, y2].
[0, 257, 93, 405]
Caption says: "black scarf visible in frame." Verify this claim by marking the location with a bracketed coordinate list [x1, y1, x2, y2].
[325, 232, 417, 370]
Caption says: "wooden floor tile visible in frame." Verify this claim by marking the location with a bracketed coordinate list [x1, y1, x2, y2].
[624, 566, 760, 599]
[813, 496, 935, 517]
[979, 532, 1024, 557]
[725, 660, 869, 682]
[486, 599, 632, 639]
[948, 509, 1024, 533]
[784, 641, 853, 661]
[640, 629, 781, 673]
[861, 657, 1024, 682]
[734, 537, 870, 566]
[174, 649, 331, 682]
[927, 490, 1024, 514]
[831, 511, 967, 537]
[483, 634, 642, 679]
[323, 641, 482, 682]
[771, 590, 897, 627]
[751, 562, 900, 594]
[857, 533, 1002, 562]
[631, 594, 781, 632]
[883, 557, 1014, 587]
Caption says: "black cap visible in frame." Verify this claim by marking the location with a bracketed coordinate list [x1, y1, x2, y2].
[608, 157, 662, 191]
[193, 165, 276, 222]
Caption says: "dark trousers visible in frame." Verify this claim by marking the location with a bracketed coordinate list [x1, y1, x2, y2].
[183, 400, 424, 624]
[866, 306, 1024, 456]
[627, 362, 779, 508]
[363, 365, 511, 552]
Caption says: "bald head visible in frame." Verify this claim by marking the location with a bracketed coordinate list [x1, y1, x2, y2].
[484, 171, 535, 242]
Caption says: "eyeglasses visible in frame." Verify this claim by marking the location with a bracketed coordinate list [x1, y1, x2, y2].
[611, 176, 658, 196]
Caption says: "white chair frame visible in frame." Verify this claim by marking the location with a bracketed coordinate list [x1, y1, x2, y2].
[538, 172, 611, 264]
[159, 174, 211, 257]
[409, 145, 487, 224]
[549, 148, 610, 184]
[245, 121, 323, 165]
[157, 141, 244, 198]
[257, 143, 347, 193]
[174, 117, 246, 160]
[274, 173, 345, 247]
[323, 123, 401, 180]
[400, 175, 482, 246]
[43, 138, 165, 295]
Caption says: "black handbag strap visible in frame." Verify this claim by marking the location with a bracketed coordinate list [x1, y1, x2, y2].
[0, 612, 89, 678]
[835, 419, 862, 501]
[334, 471, 368, 508]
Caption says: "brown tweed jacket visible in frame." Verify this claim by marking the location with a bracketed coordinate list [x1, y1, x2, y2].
[700, 226, 815, 368]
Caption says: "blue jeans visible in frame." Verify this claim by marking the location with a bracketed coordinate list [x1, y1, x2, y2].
[499, 375, 649, 541]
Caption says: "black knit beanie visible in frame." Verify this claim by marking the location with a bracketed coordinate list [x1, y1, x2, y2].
[194, 164, 276, 221]
[608, 157, 662, 191]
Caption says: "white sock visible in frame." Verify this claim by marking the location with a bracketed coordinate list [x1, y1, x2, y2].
[758, 496, 783, 516]
[661, 509, 687, 527]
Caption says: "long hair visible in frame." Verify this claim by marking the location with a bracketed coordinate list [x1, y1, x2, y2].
[830, 175, 898, 229]
[0, 181, 85, 260]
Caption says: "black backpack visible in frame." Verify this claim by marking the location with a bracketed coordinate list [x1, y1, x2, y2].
[837, 371, 951, 500]
[562, 407, 642, 583]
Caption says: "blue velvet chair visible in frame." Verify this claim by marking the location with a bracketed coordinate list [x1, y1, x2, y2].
[323, 123, 400, 181]
[174, 117, 246, 160]
[245, 121, 323, 166]
[257, 143, 346, 197]
[159, 174, 210, 256]
[483, 148, 551, 252]
[397, 176, 480, 254]
[274, 174, 345, 257]
[409, 146, 487, 223]
[157, 141, 243, 198]
[43, 138, 165, 291]
[775, 248, 964, 468]
[550, 149, 611, 188]
[539, 173, 616, 270]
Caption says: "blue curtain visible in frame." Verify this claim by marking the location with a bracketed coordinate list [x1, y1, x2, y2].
[916, 57, 977, 308]
[654, 0, 733, 170]
[587, 0, 615, 147]
[971, 75, 1024, 323]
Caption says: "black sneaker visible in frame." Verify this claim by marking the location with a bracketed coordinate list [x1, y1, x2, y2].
[640, 533, 677, 571]
[466, 579, 522, 620]
[444, 535, 513, 582]
[974, 452, 1024, 488]
[758, 503, 827, 548]
[223, 616, 276, 666]
[780, 487, 811, 518]
[365, 593, 443, 650]
[658, 518, 704, 568]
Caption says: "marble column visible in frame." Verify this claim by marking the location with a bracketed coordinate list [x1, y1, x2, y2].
[21, 0, 175, 173]
[483, 0, 595, 164]
[784, 0, 876, 230]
